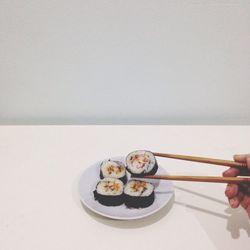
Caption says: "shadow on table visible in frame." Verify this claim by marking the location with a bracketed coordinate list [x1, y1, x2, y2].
[72, 173, 250, 233]
[72, 171, 174, 228]
[224, 207, 250, 238]
[174, 185, 250, 239]
[174, 186, 228, 205]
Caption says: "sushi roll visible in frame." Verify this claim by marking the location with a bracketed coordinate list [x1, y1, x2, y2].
[100, 160, 127, 184]
[126, 150, 158, 177]
[93, 178, 124, 206]
[124, 180, 155, 208]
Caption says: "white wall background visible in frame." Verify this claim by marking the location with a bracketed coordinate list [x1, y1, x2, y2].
[0, 0, 250, 124]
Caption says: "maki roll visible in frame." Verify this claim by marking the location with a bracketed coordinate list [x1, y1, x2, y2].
[100, 160, 127, 184]
[126, 150, 158, 177]
[93, 178, 124, 206]
[124, 180, 155, 208]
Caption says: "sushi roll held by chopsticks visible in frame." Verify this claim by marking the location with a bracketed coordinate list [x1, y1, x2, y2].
[126, 150, 158, 177]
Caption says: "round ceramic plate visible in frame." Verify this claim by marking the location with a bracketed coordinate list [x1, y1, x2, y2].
[79, 156, 174, 220]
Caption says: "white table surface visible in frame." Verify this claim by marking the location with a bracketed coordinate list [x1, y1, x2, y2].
[0, 126, 249, 250]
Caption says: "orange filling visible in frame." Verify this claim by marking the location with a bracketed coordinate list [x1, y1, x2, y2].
[107, 165, 123, 174]
[131, 181, 147, 192]
[104, 182, 121, 192]
[131, 154, 150, 168]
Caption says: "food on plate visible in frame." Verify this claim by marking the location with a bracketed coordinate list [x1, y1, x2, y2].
[126, 150, 158, 177]
[100, 160, 127, 184]
[94, 153, 157, 208]
[124, 180, 155, 208]
[93, 178, 124, 206]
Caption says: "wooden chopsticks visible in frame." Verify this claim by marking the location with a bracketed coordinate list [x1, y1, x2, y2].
[153, 152, 247, 168]
[141, 175, 250, 184]
[141, 152, 250, 184]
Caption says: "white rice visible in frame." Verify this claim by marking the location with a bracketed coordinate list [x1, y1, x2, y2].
[96, 178, 123, 196]
[124, 180, 154, 197]
[101, 160, 126, 178]
[126, 150, 156, 174]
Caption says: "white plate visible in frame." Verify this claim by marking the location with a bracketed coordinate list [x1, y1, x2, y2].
[79, 156, 174, 220]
